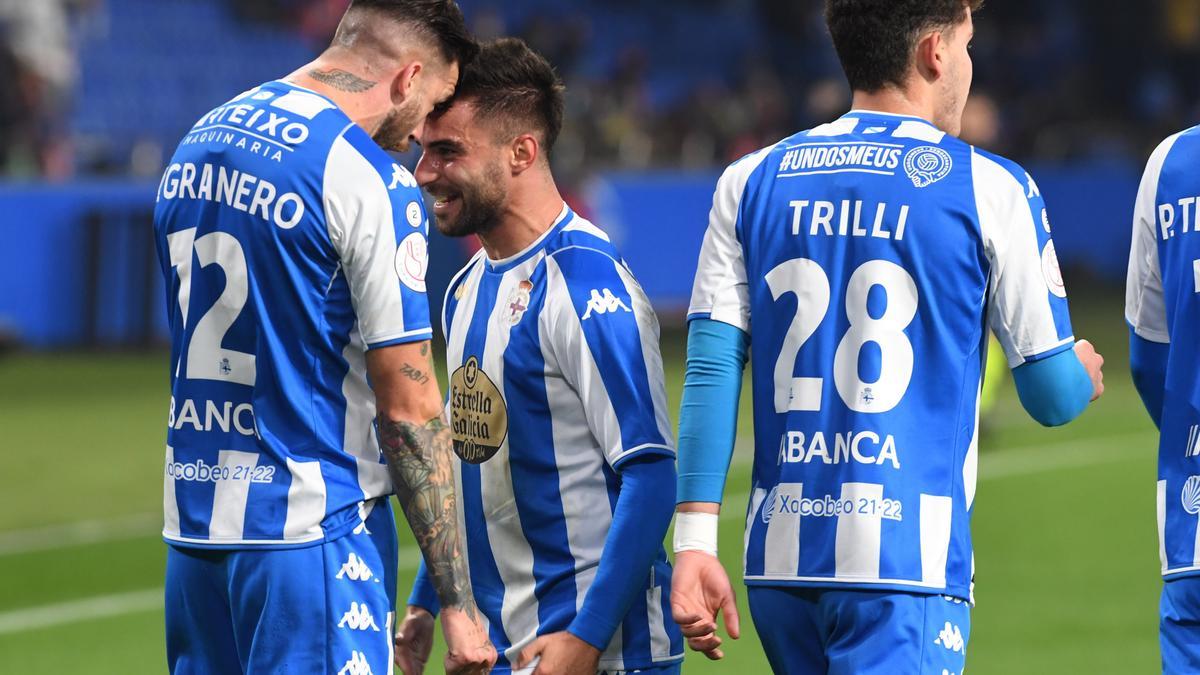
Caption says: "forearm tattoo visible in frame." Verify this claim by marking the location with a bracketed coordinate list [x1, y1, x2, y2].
[307, 68, 377, 93]
[378, 411, 477, 617]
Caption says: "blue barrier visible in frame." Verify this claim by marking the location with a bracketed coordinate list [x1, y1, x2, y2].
[0, 164, 1143, 348]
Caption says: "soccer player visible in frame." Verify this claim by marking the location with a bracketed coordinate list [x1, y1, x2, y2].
[153, 2, 495, 673]
[669, 1, 1106, 672]
[393, 38, 684, 674]
[1128, 119, 1200, 672]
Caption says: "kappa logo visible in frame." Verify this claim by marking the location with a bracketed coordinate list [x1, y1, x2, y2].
[934, 621, 965, 653]
[336, 553, 376, 582]
[337, 602, 381, 632]
[389, 164, 417, 190]
[581, 288, 631, 320]
[903, 146, 952, 188]
[338, 651, 374, 675]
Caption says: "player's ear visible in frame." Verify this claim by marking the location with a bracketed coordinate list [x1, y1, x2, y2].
[393, 62, 423, 104]
[914, 29, 944, 82]
[510, 134, 539, 175]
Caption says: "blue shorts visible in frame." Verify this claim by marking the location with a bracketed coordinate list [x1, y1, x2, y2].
[165, 500, 398, 675]
[1162, 576, 1200, 674]
[747, 586, 971, 675]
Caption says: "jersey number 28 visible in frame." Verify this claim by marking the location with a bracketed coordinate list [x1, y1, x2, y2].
[766, 258, 917, 414]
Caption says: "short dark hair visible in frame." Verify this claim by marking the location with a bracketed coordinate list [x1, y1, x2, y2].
[435, 37, 566, 154]
[341, 0, 478, 67]
[825, 0, 982, 92]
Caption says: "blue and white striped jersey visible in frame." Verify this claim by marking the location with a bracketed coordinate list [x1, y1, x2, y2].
[690, 111, 1075, 600]
[154, 80, 432, 548]
[442, 205, 684, 671]
[1127, 126, 1200, 580]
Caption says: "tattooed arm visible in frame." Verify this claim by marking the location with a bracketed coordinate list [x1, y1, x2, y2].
[366, 341, 495, 672]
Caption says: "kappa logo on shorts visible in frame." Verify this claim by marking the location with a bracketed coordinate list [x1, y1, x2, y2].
[934, 621, 965, 653]
[338, 651, 375, 675]
[903, 146, 953, 188]
[337, 602, 381, 632]
[335, 553, 376, 583]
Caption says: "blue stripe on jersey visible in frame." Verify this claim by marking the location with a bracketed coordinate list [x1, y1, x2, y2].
[458, 269, 515, 665]
[548, 247, 669, 465]
[501, 266, 580, 632]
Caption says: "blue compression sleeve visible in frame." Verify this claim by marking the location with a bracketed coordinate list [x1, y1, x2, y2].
[1011, 347, 1092, 427]
[407, 560, 441, 616]
[677, 319, 749, 504]
[1130, 327, 1169, 429]
[567, 454, 676, 650]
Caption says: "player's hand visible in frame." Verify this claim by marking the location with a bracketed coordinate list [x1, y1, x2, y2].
[1074, 339, 1105, 401]
[670, 550, 740, 660]
[441, 607, 497, 674]
[394, 605, 436, 675]
[514, 631, 601, 675]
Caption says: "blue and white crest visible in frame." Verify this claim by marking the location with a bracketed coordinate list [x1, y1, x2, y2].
[1182, 476, 1200, 515]
[904, 146, 953, 188]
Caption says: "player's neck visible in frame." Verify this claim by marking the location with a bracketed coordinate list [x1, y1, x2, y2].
[850, 87, 935, 126]
[478, 177, 565, 262]
[285, 58, 389, 135]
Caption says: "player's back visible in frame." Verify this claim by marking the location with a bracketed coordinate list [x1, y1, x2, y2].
[1127, 125, 1200, 577]
[154, 81, 432, 548]
[691, 110, 1071, 599]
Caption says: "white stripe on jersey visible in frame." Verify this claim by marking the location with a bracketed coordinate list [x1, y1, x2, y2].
[323, 135, 425, 347]
[544, 255, 644, 467]
[270, 89, 336, 120]
[163, 446, 180, 538]
[964, 371, 983, 510]
[973, 150, 1073, 366]
[1159, 480, 1169, 573]
[646, 581, 672, 662]
[763, 483, 802, 576]
[918, 494, 953, 588]
[340, 325, 391, 501]
[1126, 132, 1183, 343]
[834, 483, 884, 579]
[614, 262, 675, 449]
[209, 450, 259, 539]
[687, 143, 780, 332]
[808, 117, 859, 137]
[479, 265, 544, 663]
[893, 120, 946, 144]
[744, 487, 768, 573]
[283, 458, 326, 539]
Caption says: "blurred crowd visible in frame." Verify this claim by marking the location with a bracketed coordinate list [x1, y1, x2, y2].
[3, 0, 1200, 179]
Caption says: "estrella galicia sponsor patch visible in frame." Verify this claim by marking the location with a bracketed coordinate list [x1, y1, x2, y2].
[448, 356, 508, 464]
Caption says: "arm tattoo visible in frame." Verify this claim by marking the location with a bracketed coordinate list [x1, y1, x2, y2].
[400, 362, 431, 386]
[378, 414, 478, 617]
[307, 68, 377, 93]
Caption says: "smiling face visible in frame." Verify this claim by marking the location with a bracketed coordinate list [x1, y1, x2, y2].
[413, 98, 511, 238]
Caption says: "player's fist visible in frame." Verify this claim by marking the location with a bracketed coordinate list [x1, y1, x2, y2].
[1074, 339, 1105, 401]
[441, 607, 497, 675]
[670, 550, 740, 660]
[514, 631, 601, 675]
[394, 605, 436, 675]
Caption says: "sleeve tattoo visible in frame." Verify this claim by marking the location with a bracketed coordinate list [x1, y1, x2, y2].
[377, 391, 477, 616]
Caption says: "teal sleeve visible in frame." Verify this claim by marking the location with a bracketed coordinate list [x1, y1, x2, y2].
[1011, 347, 1092, 427]
[677, 319, 749, 504]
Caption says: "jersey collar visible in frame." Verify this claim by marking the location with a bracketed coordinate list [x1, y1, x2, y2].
[485, 202, 574, 275]
[843, 109, 939, 128]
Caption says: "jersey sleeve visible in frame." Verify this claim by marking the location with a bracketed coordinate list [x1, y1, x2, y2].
[687, 148, 774, 332]
[1126, 135, 1180, 344]
[322, 134, 432, 349]
[543, 247, 675, 470]
[972, 151, 1075, 367]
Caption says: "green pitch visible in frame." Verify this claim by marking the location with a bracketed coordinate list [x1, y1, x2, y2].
[0, 293, 1161, 673]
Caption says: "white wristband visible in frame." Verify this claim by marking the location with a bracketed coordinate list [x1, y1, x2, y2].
[673, 512, 719, 557]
